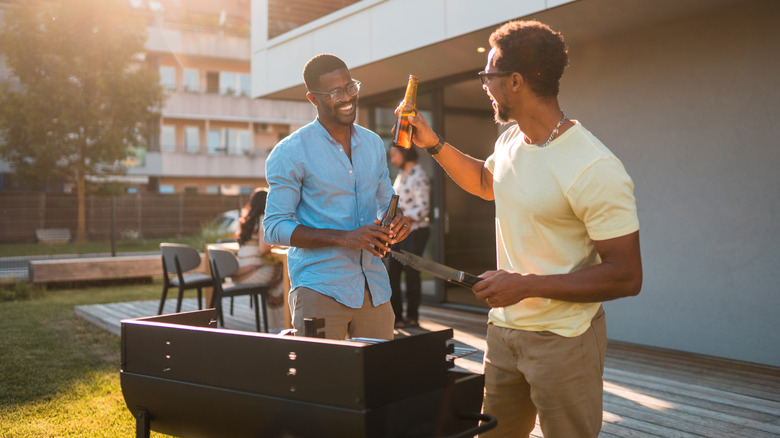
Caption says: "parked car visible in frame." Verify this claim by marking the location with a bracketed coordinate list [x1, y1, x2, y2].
[204, 210, 239, 242]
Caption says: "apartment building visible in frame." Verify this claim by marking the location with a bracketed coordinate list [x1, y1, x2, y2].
[127, 0, 315, 195]
[0, 0, 316, 195]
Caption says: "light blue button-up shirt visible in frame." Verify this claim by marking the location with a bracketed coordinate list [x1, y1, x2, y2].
[263, 119, 395, 308]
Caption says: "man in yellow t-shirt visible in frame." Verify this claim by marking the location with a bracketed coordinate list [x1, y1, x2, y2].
[406, 20, 642, 438]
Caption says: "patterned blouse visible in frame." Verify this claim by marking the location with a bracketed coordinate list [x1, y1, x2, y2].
[393, 163, 430, 231]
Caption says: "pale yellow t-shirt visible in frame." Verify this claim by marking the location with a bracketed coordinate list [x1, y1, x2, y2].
[485, 122, 639, 337]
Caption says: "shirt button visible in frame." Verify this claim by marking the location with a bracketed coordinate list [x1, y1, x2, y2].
[349, 170, 353, 174]
[360, 218, 364, 222]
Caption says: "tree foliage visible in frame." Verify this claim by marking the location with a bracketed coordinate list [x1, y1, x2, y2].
[0, 0, 164, 242]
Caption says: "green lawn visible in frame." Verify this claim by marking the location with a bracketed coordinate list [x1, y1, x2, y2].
[0, 281, 174, 437]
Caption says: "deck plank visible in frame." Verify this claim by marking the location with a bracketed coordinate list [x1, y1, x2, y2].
[74, 298, 780, 438]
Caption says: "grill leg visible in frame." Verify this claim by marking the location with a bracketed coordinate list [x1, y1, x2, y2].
[134, 408, 150, 438]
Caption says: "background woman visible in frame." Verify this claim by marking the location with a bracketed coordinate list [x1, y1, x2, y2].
[233, 187, 285, 331]
[388, 145, 431, 328]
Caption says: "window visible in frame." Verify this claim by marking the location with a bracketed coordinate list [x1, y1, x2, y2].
[223, 128, 251, 155]
[205, 185, 220, 194]
[159, 185, 175, 194]
[160, 125, 176, 152]
[239, 130, 251, 154]
[185, 126, 200, 153]
[239, 74, 251, 96]
[208, 129, 221, 154]
[220, 72, 237, 95]
[160, 66, 176, 90]
[208, 128, 250, 154]
[184, 186, 198, 195]
[239, 186, 253, 195]
[225, 128, 238, 154]
[183, 68, 199, 92]
[267, 0, 361, 39]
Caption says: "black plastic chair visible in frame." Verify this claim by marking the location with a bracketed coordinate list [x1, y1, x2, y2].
[208, 248, 281, 332]
[158, 243, 214, 315]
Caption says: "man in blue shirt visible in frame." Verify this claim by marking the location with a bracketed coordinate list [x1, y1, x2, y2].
[264, 54, 411, 340]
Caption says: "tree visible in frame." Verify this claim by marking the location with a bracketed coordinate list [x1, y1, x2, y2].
[0, 0, 164, 244]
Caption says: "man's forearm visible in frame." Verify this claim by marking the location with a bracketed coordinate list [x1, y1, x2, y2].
[432, 142, 494, 200]
[289, 225, 346, 249]
[474, 232, 642, 307]
[526, 259, 642, 303]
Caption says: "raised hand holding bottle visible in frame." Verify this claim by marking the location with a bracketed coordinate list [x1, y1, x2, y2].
[393, 75, 418, 149]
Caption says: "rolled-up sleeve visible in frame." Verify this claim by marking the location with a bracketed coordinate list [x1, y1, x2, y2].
[263, 141, 302, 247]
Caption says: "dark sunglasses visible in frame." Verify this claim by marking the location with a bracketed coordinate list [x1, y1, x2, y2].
[477, 70, 512, 85]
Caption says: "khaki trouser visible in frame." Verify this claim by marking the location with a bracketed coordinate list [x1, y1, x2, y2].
[481, 307, 607, 438]
[290, 285, 395, 340]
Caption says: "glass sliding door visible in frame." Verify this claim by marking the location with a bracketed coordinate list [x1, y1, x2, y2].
[362, 75, 500, 309]
[364, 89, 442, 304]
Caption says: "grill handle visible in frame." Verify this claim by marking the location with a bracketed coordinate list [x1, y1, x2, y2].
[438, 411, 497, 438]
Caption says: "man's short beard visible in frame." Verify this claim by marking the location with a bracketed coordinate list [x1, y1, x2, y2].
[494, 103, 511, 125]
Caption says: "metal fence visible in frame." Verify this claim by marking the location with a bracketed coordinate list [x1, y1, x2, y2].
[0, 192, 247, 244]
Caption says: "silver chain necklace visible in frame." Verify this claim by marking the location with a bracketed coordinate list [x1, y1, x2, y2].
[534, 111, 567, 148]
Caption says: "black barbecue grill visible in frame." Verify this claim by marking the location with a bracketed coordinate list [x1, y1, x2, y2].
[120, 309, 495, 438]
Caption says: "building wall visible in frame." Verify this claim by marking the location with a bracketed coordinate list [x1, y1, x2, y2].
[549, 1, 780, 366]
[251, 0, 574, 98]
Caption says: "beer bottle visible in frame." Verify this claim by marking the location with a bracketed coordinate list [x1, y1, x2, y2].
[378, 194, 400, 257]
[393, 75, 418, 149]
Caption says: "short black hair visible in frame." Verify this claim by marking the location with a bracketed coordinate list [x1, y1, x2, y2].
[391, 144, 418, 164]
[489, 20, 568, 97]
[303, 54, 348, 92]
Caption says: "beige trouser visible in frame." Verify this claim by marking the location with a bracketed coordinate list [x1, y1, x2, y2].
[289, 285, 395, 340]
[480, 307, 607, 438]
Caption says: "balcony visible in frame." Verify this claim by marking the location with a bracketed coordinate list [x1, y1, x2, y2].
[159, 150, 267, 179]
[162, 90, 315, 125]
[146, 25, 249, 60]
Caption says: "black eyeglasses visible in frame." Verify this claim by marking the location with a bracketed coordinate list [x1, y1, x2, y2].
[477, 71, 512, 85]
[309, 79, 361, 101]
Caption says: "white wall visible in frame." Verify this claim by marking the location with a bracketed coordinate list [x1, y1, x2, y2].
[555, 2, 780, 366]
[250, 0, 574, 97]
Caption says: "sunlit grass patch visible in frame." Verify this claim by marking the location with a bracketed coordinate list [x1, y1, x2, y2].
[0, 283, 172, 437]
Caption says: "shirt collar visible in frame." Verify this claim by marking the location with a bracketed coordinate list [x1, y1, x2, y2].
[314, 118, 357, 148]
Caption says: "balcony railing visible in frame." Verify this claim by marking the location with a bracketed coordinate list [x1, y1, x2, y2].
[162, 91, 315, 124]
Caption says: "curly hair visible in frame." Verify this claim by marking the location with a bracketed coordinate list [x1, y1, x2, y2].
[236, 188, 268, 245]
[489, 20, 568, 97]
[303, 54, 348, 92]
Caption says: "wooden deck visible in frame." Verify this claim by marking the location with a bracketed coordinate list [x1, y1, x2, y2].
[75, 299, 780, 437]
